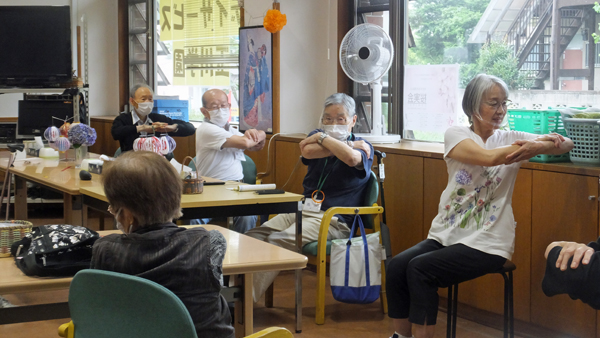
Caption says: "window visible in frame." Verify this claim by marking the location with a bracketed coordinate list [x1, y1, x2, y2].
[154, 0, 241, 122]
[400, 1, 600, 142]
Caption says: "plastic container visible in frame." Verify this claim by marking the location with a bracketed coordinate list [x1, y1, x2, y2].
[562, 118, 600, 165]
[507, 109, 570, 163]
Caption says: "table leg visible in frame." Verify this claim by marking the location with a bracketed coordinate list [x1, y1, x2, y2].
[295, 201, 303, 333]
[233, 273, 253, 338]
[14, 176, 27, 220]
[64, 194, 83, 226]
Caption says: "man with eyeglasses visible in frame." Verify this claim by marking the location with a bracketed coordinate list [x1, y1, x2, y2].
[193, 88, 266, 233]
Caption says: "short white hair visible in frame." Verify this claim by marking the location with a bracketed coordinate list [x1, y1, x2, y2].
[130, 84, 154, 99]
[462, 74, 509, 123]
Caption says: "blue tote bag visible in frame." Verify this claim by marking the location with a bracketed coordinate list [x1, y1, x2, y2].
[330, 214, 382, 304]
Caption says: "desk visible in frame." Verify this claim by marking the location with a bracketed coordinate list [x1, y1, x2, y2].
[0, 225, 307, 337]
[0, 155, 103, 226]
[80, 183, 306, 333]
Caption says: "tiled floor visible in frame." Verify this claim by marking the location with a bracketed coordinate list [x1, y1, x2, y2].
[0, 213, 519, 337]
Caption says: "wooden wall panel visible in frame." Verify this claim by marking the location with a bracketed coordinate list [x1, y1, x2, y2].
[274, 141, 306, 195]
[246, 135, 274, 184]
[385, 154, 424, 256]
[423, 158, 448, 239]
[530, 171, 598, 338]
[454, 169, 532, 322]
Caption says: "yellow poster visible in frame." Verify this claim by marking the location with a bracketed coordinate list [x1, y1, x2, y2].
[160, 0, 239, 86]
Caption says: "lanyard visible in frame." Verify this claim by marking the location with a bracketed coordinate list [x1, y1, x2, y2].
[312, 157, 338, 203]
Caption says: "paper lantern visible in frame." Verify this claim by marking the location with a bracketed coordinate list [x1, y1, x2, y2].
[44, 126, 60, 142]
[55, 137, 71, 152]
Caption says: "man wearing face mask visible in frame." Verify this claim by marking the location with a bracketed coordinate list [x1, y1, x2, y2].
[245, 93, 373, 301]
[193, 89, 266, 233]
[111, 84, 196, 153]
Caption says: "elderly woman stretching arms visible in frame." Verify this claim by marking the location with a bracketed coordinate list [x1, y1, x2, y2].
[386, 74, 573, 338]
[91, 151, 234, 338]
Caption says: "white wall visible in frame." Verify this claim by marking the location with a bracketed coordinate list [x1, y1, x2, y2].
[245, 0, 338, 134]
[0, 0, 119, 117]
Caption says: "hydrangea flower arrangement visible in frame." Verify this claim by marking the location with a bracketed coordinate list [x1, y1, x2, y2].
[67, 123, 97, 148]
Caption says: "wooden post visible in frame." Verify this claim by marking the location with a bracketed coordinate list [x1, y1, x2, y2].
[272, 2, 280, 134]
[550, 0, 560, 90]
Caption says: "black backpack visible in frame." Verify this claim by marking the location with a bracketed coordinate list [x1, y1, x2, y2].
[10, 224, 99, 277]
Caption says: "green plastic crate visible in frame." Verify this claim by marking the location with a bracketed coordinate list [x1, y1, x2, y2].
[507, 109, 570, 163]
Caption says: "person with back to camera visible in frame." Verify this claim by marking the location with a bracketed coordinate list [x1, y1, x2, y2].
[542, 237, 600, 309]
[385, 74, 574, 338]
[244, 92, 374, 302]
[90, 151, 234, 338]
[111, 84, 196, 154]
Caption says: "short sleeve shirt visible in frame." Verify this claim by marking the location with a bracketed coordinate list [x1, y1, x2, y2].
[427, 126, 537, 259]
[195, 122, 245, 181]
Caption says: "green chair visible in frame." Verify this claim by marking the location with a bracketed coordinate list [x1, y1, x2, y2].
[58, 269, 198, 338]
[58, 270, 293, 338]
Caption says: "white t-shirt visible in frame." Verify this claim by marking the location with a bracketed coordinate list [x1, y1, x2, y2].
[427, 126, 537, 259]
[195, 122, 246, 181]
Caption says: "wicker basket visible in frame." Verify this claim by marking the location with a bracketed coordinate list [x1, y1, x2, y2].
[181, 156, 204, 194]
[0, 220, 33, 257]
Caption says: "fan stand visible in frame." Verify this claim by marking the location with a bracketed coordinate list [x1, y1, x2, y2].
[355, 80, 401, 144]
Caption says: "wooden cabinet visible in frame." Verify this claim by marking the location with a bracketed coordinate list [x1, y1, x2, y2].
[274, 140, 306, 195]
[530, 171, 598, 338]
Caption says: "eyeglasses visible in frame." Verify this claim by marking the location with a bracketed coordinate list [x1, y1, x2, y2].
[205, 103, 230, 110]
[484, 100, 511, 112]
[322, 116, 348, 125]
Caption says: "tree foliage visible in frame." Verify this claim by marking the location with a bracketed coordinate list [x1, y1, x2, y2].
[460, 42, 534, 89]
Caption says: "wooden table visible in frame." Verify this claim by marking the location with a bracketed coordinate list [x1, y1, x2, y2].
[0, 225, 307, 337]
[80, 183, 306, 333]
[0, 154, 103, 226]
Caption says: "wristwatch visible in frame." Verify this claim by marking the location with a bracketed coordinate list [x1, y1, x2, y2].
[318, 132, 328, 145]
[346, 140, 354, 148]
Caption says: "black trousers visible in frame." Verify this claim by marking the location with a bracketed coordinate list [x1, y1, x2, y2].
[386, 239, 506, 325]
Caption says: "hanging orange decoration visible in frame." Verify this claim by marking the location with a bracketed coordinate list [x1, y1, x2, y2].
[263, 9, 287, 33]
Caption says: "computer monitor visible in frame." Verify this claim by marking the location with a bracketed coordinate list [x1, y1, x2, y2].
[17, 100, 73, 139]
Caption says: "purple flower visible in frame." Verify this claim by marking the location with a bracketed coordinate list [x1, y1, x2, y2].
[475, 186, 482, 193]
[496, 177, 502, 183]
[485, 180, 492, 187]
[449, 214, 456, 225]
[455, 196, 463, 203]
[455, 170, 472, 185]
[490, 215, 497, 222]
[68, 124, 97, 146]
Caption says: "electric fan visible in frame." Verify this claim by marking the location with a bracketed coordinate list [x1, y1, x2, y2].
[340, 23, 401, 143]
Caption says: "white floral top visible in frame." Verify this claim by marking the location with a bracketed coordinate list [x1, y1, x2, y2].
[427, 126, 537, 259]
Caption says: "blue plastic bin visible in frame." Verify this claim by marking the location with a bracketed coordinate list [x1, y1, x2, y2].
[152, 99, 189, 122]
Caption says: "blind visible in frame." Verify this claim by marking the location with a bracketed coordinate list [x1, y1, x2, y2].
[159, 0, 240, 86]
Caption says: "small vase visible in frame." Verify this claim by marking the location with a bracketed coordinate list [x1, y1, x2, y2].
[74, 145, 88, 168]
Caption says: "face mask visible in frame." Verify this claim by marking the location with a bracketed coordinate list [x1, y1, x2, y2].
[322, 124, 350, 141]
[135, 101, 154, 117]
[208, 108, 230, 127]
[114, 209, 133, 234]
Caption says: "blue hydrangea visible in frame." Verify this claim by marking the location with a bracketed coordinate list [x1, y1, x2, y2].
[490, 215, 497, 222]
[68, 124, 97, 146]
[455, 169, 472, 185]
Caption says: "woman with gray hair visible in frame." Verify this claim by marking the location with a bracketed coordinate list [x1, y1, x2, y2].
[91, 151, 234, 338]
[111, 83, 195, 154]
[245, 92, 374, 302]
[385, 74, 573, 338]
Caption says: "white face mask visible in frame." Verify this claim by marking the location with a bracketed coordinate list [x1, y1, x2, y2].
[135, 101, 153, 117]
[322, 124, 350, 141]
[114, 209, 133, 234]
[208, 108, 230, 127]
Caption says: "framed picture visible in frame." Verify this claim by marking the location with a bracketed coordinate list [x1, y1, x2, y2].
[239, 25, 273, 133]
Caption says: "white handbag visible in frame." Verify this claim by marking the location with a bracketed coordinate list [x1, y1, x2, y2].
[330, 214, 382, 304]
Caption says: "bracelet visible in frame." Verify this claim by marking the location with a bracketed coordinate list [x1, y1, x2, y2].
[151, 125, 155, 134]
[318, 133, 328, 145]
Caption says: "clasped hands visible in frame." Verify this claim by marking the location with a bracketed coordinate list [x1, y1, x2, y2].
[140, 122, 178, 133]
[505, 133, 565, 164]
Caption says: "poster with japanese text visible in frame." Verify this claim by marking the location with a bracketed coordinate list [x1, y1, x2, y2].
[403, 64, 459, 133]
